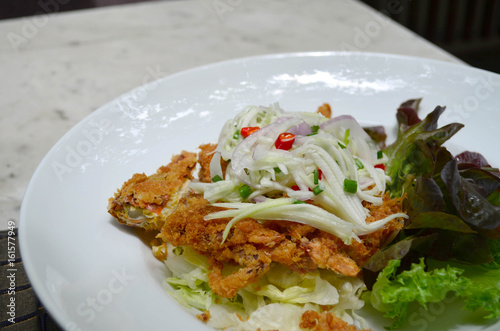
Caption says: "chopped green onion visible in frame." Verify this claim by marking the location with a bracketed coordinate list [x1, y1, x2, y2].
[312, 185, 323, 195]
[343, 179, 358, 193]
[307, 125, 320, 136]
[293, 200, 307, 204]
[338, 142, 347, 149]
[377, 150, 383, 159]
[239, 184, 253, 199]
[344, 128, 350, 146]
[172, 246, 184, 256]
[233, 130, 240, 140]
[355, 158, 364, 169]
[314, 169, 319, 185]
[211, 175, 223, 182]
[274, 167, 282, 173]
[306, 132, 318, 136]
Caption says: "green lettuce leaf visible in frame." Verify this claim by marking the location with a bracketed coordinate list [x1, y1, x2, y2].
[369, 258, 468, 330]
[252, 272, 340, 306]
[369, 258, 500, 330]
[428, 258, 500, 319]
[166, 276, 215, 311]
[370, 99, 500, 270]
[488, 190, 500, 206]
[384, 104, 463, 198]
[485, 238, 500, 269]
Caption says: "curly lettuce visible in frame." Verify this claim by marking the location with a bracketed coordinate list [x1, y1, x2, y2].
[368, 257, 500, 330]
[366, 99, 500, 330]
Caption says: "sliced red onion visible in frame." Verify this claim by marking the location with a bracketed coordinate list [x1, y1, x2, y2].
[321, 114, 354, 124]
[252, 195, 267, 203]
[320, 115, 366, 137]
[289, 121, 312, 136]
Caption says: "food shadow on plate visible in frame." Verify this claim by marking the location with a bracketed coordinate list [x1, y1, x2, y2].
[359, 291, 498, 331]
[107, 216, 157, 248]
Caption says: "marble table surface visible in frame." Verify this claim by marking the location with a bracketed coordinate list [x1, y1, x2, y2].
[0, 0, 462, 231]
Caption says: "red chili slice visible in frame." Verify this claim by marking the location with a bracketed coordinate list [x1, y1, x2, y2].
[241, 126, 260, 138]
[291, 185, 314, 192]
[275, 132, 295, 150]
[374, 164, 386, 171]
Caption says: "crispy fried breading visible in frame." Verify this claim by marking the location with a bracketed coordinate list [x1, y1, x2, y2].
[157, 192, 404, 298]
[344, 194, 405, 266]
[107, 151, 197, 230]
[306, 235, 361, 276]
[208, 254, 271, 299]
[303, 194, 405, 276]
[157, 194, 278, 297]
[196, 310, 211, 322]
[300, 310, 371, 331]
[197, 143, 229, 183]
[197, 143, 217, 183]
[108, 143, 404, 301]
[317, 103, 332, 118]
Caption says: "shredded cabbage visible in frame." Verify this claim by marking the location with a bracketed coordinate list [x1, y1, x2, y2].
[164, 244, 367, 331]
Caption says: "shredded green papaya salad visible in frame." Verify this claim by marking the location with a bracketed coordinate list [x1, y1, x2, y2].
[190, 103, 406, 244]
[161, 100, 500, 331]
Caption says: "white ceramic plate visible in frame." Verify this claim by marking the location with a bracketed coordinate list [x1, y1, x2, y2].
[20, 52, 500, 331]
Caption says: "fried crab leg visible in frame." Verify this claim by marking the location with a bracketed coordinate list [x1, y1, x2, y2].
[107, 151, 197, 231]
[158, 193, 404, 299]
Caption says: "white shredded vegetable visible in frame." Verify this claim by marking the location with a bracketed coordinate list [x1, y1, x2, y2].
[190, 103, 407, 244]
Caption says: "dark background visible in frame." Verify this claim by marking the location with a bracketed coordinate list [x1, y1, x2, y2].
[0, 0, 154, 19]
[363, 0, 500, 74]
[1, 0, 499, 74]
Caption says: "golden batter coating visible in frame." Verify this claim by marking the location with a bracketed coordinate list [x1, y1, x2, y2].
[157, 192, 403, 298]
[317, 103, 332, 118]
[108, 142, 404, 301]
[197, 143, 217, 183]
[107, 151, 197, 230]
[300, 310, 371, 331]
[197, 143, 229, 183]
